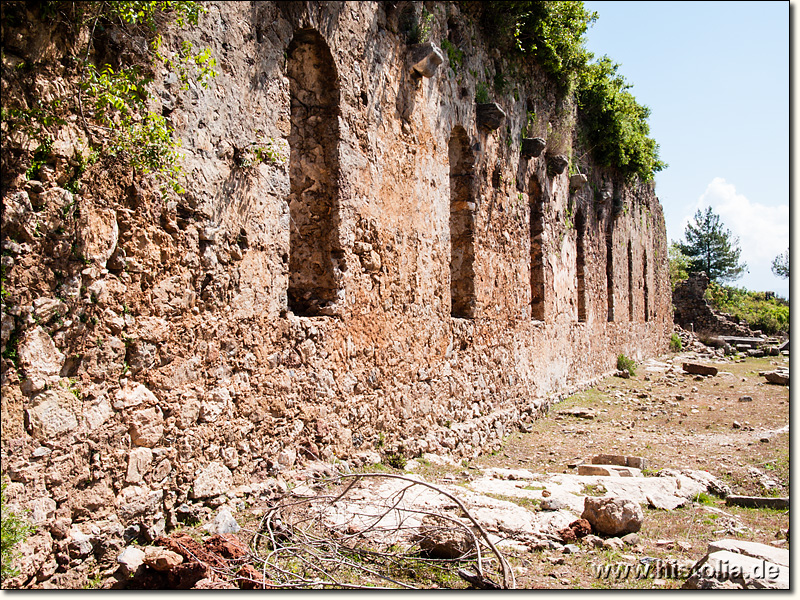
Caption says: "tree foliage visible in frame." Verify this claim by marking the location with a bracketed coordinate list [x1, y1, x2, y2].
[668, 242, 690, 290]
[472, 2, 664, 182]
[2, 0, 216, 194]
[705, 282, 789, 336]
[771, 249, 789, 279]
[678, 207, 747, 283]
[576, 57, 666, 181]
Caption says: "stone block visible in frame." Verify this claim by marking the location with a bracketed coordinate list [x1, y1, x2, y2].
[591, 454, 646, 470]
[520, 137, 545, 158]
[764, 371, 788, 385]
[683, 362, 718, 376]
[476, 102, 506, 131]
[409, 42, 444, 77]
[708, 539, 789, 568]
[578, 464, 642, 477]
[581, 496, 643, 536]
[725, 495, 789, 510]
[546, 153, 569, 175]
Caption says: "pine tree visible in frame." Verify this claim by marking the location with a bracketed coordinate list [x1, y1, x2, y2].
[771, 249, 789, 279]
[678, 207, 747, 283]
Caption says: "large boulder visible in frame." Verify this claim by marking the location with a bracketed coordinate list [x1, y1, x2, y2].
[581, 496, 643, 536]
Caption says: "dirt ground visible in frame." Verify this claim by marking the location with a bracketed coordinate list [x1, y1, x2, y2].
[461, 351, 790, 589]
[110, 352, 789, 590]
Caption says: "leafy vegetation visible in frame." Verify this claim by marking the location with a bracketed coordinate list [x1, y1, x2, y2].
[669, 333, 682, 352]
[668, 242, 690, 289]
[469, 2, 664, 182]
[1, 481, 35, 583]
[575, 57, 666, 181]
[678, 207, 747, 283]
[478, 1, 596, 83]
[3, 0, 216, 194]
[704, 282, 789, 336]
[771, 249, 789, 279]
[616, 353, 636, 376]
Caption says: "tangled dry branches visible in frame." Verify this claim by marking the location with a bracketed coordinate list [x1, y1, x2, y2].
[237, 472, 515, 589]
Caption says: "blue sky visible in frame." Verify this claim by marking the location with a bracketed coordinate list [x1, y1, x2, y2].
[582, 1, 790, 298]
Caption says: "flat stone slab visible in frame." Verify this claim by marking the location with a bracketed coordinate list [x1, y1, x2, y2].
[725, 495, 789, 510]
[708, 539, 789, 568]
[577, 464, 642, 477]
[718, 336, 767, 345]
[683, 362, 718, 376]
[556, 407, 597, 419]
[764, 371, 789, 385]
[591, 454, 646, 470]
[698, 549, 788, 589]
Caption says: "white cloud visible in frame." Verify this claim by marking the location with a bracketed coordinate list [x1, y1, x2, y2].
[684, 178, 789, 278]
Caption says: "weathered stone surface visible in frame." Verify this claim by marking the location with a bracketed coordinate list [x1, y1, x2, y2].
[2, 529, 54, 587]
[546, 153, 569, 175]
[557, 407, 597, 419]
[26, 387, 79, 440]
[31, 297, 68, 325]
[686, 549, 788, 590]
[578, 464, 642, 477]
[409, 42, 444, 77]
[200, 387, 232, 423]
[725, 495, 789, 510]
[415, 515, 473, 559]
[26, 496, 57, 526]
[18, 326, 65, 393]
[76, 203, 118, 268]
[673, 273, 758, 338]
[128, 407, 164, 447]
[476, 102, 506, 130]
[115, 383, 159, 410]
[0, 5, 674, 581]
[764, 370, 789, 385]
[68, 526, 94, 557]
[117, 545, 146, 576]
[192, 462, 233, 499]
[708, 539, 789, 568]
[569, 173, 588, 192]
[683, 362, 718, 376]
[203, 508, 241, 535]
[126, 447, 154, 484]
[520, 137, 546, 158]
[591, 454, 646, 470]
[143, 545, 184, 571]
[116, 485, 163, 522]
[581, 496, 643, 536]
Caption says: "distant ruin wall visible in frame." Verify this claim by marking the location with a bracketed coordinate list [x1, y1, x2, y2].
[672, 273, 756, 338]
[1, 1, 671, 532]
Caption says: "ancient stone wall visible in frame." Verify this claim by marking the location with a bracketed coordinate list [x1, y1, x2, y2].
[1, 1, 671, 539]
[672, 273, 756, 338]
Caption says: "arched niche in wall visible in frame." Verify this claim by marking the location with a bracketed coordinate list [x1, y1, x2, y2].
[449, 126, 476, 319]
[286, 28, 341, 317]
[529, 176, 546, 321]
[576, 207, 587, 322]
[643, 249, 650, 322]
[628, 240, 634, 322]
[606, 230, 615, 322]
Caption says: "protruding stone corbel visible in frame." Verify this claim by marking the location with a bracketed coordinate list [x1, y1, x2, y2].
[569, 173, 588, 192]
[410, 42, 444, 77]
[546, 153, 569, 176]
[476, 102, 506, 131]
[520, 137, 546, 158]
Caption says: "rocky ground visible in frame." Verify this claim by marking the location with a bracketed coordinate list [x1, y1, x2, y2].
[3, 347, 789, 589]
